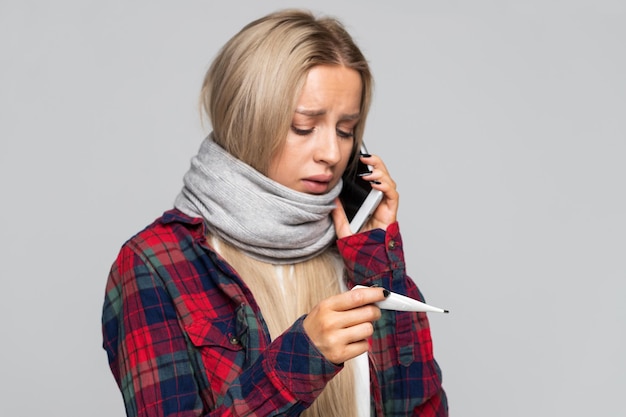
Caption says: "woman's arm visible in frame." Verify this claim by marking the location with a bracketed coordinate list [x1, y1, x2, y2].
[102, 243, 341, 417]
[337, 223, 448, 416]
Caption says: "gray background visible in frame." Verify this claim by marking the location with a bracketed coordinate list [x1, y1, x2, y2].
[1, 0, 624, 415]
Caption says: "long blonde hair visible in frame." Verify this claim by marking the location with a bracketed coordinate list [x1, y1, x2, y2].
[212, 236, 358, 417]
[200, 9, 373, 175]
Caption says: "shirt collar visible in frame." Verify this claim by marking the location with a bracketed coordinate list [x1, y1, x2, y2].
[161, 208, 204, 226]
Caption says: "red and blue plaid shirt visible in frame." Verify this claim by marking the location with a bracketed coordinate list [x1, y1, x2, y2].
[102, 209, 447, 416]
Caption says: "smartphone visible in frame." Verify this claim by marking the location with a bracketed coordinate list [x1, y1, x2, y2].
[339, 143, 383, 233]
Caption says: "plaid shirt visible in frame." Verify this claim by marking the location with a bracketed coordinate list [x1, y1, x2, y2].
[102, 209, 447, 416]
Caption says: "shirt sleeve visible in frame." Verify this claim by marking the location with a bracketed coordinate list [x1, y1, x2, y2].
[102, 242, 341, 417]
[337, 222, 449, 416]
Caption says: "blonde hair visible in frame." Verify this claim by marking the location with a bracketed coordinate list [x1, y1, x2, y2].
[200, 8, 373, 174]
[212, 236, 358, 417]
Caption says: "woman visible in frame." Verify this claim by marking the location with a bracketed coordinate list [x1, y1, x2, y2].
[102, 9, 448, 417]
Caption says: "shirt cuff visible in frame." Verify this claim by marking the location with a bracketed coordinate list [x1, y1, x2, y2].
[265, 316, 342, 406]
[336, 222, 405, 286]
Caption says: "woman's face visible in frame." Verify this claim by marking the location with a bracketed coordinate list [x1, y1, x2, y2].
[267, 65, 362, 194]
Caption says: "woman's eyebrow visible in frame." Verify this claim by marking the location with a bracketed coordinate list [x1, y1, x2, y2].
[295, 108, 326, 117]
[340, 112, 361, 121]
[295, 108, 360, 120]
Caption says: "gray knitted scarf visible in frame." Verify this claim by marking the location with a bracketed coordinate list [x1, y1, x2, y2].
[174, 134, 342, 264]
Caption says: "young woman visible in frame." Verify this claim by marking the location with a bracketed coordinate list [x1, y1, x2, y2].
[102, 9, 448, 417]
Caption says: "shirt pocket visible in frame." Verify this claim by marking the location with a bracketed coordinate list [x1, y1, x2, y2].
[186, 317, 243, 351]
[184, 317, 245, 404]
[395, 311, 442, 402]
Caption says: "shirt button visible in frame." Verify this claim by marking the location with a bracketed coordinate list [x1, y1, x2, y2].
[229, 337, 240, 345]
[388, 240, 397, 249]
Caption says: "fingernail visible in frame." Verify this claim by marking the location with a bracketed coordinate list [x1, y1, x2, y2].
[383, 289, 390, 298]
[360, 153, 372, 158]
[370, 180, 381, 185]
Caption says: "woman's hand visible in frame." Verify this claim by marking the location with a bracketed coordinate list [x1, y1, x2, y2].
[333, 153, 399, 238]
[302, 287, 387, 364]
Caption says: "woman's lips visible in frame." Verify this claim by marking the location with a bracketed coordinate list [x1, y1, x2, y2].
[302, 175, 333, 194]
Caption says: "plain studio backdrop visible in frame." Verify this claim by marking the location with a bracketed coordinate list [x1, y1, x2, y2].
[1, 1, 624, 415]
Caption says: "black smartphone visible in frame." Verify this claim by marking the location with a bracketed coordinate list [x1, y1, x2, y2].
[339, 143, 383, 233]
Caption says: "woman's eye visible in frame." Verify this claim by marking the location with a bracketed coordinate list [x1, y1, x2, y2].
[336, 129, 354, 139]
[291, 125, 314, 136]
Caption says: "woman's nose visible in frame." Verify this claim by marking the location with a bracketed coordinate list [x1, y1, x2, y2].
[313, 131, 341, 165]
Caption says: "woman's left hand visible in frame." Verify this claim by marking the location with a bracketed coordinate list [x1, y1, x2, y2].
[333, 153, 399, 239]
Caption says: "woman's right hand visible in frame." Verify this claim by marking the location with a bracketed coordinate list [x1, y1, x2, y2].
[333, 153, 399, 239]
[302, 286, 387, 364]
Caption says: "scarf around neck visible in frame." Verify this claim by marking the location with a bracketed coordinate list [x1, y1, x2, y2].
[174, 134, 342, 264]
